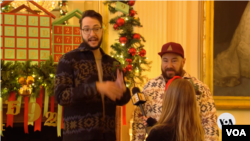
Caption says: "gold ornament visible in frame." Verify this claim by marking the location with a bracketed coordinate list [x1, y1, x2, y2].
[26, 76, 34, 85]
[18, 77, 26, 85]
[19, 85, 32, 97]
[18, 76, 34, 97]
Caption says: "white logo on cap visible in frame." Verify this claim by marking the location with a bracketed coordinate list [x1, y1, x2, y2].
[217, 113, 236, 130]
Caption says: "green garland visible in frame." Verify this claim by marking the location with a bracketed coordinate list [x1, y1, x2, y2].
[1, 56, 57, 100]
[104, 1, 152, 88]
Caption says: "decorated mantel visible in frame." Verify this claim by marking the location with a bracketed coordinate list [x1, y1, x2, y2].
[0, 0, 65, 137]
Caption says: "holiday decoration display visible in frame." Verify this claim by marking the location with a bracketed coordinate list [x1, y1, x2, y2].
[0, 0, 65, 137]
[1, 57, 59, 136]
[104, 1, 151, 88]
[128, 0, 135, 6]
[59, 1, 68, 16]
[115, 1, 129, 14]
[0, 2, 55, 64]
[125, 58, 132, 64]
[133, 33, 141, 40]
[18, 76, 34, 96]
[116, 18, 125, 26]
[128, 47, 137, 56]
[1, 2, 14, 13]
[52, 9, 83, 62]
[113, 24, 119, 30]
[119, 36, 127, 44]
[126, 64, 133, 71]
[129, 9, 136, 17]
[139, 49, 146, 57]
[10, 0, 57, 14]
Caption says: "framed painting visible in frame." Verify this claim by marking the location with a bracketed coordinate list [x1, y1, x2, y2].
[200, 1, 250, 109]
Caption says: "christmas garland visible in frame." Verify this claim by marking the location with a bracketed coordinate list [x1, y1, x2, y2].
[104, 1, 152, 88]
[1, 56, 57, 100]
[59, 0, 69, 25]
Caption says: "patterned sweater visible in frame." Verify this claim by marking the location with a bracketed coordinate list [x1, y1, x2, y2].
[55, 43, 131, 141]
[132, 73, 219, 141]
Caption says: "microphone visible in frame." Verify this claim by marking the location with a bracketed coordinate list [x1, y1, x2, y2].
[131, 87, 148, 133]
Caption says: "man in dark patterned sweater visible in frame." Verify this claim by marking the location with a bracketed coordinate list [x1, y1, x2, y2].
[55, 10, 131, 141]
[132, 42, 219, 141]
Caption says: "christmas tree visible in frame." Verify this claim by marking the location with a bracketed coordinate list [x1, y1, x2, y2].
[104, 1, 151, 88]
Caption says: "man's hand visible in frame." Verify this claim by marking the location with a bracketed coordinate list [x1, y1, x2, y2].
[141, 116, 148, 126]
[96, 81, 123, 101]
[96, 69, 127, 101]
[115, 69, 126, 93]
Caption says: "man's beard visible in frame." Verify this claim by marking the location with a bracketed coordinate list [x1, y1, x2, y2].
[161, 65, 184, 80]
[81, 36, 102, 50]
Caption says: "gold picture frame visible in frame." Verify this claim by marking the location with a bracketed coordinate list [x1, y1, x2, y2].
[200, 1, 250, 109]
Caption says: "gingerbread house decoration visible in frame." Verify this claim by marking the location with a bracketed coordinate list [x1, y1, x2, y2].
[0, 0, 55, 64]
[51, 9, 83, 62]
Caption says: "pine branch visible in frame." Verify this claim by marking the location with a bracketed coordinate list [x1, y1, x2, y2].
[105, 0, 152, 88]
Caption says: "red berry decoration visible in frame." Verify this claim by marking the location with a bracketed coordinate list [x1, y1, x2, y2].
[139, 49, 146, 57]
[125, 58, 132, 64]
[116, 18, 125, 26]
[128, 0, 135, 6]
[129, 9, 136, 17]
[126, 64, 133, 71]
[133, 33, 140, 40]
[119, 37, 127, 44]
[129, 47, 136, 56]
[113, 24, 118, 30]
[63, 2, 66, 6]
[123, 68, 127, 73]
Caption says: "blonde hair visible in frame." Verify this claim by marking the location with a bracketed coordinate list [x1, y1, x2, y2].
[151, 79, 204, 141]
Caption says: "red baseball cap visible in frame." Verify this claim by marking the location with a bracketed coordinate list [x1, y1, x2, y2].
[158, 42, 184, 58]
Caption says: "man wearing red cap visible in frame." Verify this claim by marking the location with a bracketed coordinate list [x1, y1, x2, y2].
[132, 42, 219, 141]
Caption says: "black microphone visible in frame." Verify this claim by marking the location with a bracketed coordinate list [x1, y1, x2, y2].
[131, 87, 148, 133]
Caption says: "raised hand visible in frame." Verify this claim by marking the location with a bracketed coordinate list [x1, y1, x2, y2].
[96, 81, 123, 101]
[115, 69, 126, 93]
[96, 69, 127, 101]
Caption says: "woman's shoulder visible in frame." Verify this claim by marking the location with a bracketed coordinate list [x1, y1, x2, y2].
[146, 125, 175, 141]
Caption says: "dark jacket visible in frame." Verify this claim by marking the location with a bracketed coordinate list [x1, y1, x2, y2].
[55, 43, 131, 141]
[146, 125, 175, 141]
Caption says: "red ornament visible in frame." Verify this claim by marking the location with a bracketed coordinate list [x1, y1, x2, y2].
[133, 33, 140, 40]
[123, 68, 127, 73]
[116, 18, 125, 26]
[128, 0, 135, 6]
[126, 64, 133, 71]
[125, 58, 132, 64]
[129, 9, 136, 17]
[113, 24, 118, 30]
[139, 49, 146, 57]
[119, 37, 127, 44]
[63, 2, 66, 6]
[128, 48, 136, 56]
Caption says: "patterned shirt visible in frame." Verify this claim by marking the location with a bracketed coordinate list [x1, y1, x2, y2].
[55, 43, 131, 141]
[132, 73, 219, 141]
